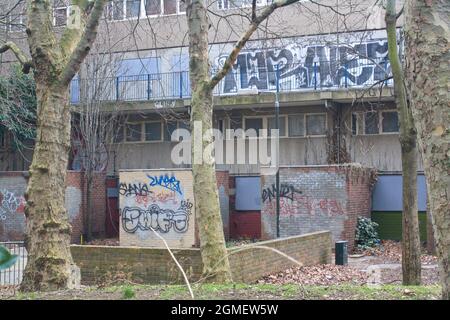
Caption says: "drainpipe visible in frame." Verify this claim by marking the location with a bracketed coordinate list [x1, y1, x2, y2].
[275, 65, 280, 238]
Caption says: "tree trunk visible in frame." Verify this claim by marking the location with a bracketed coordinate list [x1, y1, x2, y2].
[404, 0, 450, 299]
[186, 0, 232, 283]
[385, 0, 421, 285]
[20, 83, 79, 291]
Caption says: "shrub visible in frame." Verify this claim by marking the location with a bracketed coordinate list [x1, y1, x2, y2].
[122, 286, 135, 300]
[355, 216, 380, 250]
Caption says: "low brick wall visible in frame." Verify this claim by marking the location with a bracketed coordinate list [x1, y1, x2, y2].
[71, 230, 331, 285]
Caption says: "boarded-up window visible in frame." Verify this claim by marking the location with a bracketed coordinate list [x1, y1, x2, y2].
[364, 111, 379, 134]
[267, 116, 286, 136]
[145, 122, 162, 141]
[288, 115, 305, 137]
[381, 111, 399, 133]
[235, 176, 261, 210]
[126, 123, 142, 142]
[306, 114, 326, 136]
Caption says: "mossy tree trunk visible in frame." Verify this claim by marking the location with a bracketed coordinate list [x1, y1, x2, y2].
[385, 0, 421, 285]
[404, 0, 450, 299]
[11, 0, 107, 292]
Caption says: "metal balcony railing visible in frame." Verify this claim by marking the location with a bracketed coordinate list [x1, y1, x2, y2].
[70, 57, 392, 105]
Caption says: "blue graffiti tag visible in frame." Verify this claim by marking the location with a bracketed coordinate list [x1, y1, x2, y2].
[147, 174, 183, 195]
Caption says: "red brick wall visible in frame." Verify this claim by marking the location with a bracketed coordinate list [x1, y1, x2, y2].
[67, 171, 107, 244]
[345, 166, 374, 250]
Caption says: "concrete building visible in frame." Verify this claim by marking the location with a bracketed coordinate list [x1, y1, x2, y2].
[0, 0, 428, 245]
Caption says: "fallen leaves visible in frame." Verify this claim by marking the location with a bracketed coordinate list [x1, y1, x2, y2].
[257, 264, 368, 286]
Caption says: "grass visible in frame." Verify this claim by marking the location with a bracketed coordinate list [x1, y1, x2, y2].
[4, 283, 441, 300]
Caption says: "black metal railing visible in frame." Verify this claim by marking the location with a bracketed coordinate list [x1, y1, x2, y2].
[0, 241, 27, 287]
[70, 57, 392, 104]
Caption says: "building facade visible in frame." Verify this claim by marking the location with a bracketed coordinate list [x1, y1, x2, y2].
[0, 0, 428, 244]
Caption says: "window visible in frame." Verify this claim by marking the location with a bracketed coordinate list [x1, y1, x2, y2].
[218, 0, 270, 10]
[126, 0, 141, 18]
[267, 116, 286, 137]
[244, 118, 263, 136]
[381, 111, 399, 133]
[288, 115, 305, 137]
[352, 110, 399, 135]
[54, 7, 68, 26]
[145, 0, 161, 15]
[164, 0, 177, 14]
[306, 114, 326, 136]
[106, 0, 125, 20]
[364, 111, 379, 135]
[114, 126, 125, 143]
[145, 122, 162, 141]
[126, 123, 142, 142]
[164, 120, 189, 141]
[351, 113, 358, 135]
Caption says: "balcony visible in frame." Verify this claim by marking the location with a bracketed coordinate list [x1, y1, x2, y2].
[70, 57, 392, 105]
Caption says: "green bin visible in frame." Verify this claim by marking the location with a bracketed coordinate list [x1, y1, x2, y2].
[335, 241, 348, 265]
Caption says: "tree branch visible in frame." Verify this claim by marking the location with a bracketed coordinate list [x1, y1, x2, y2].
[60, 0, 106, 86]
[209, 0, 304, 89]
[59, 0, 93, 60]
[0, 41, 33, 73]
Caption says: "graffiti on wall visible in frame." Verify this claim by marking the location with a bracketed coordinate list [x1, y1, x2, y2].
[0, 190, 25, 221]
[122, 200, 193, 234]
[119, 170, 196, 248]
[262, 183, 303, 203]
[215, 39, 390, 93]
[262, 183, 344, 217]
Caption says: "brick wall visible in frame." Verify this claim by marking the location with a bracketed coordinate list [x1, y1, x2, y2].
[71, 230, 332, 285]
[0, 170, 106, 243]
[67, 172, 107, 243]
[261, 164, 375, 251]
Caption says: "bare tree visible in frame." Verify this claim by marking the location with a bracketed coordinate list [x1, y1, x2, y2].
[1, 0, 107, 292]
[404, 0, 450, 299]
[71, 47, 124, 242]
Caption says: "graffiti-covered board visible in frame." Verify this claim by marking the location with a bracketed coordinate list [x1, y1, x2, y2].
[119, 169, 196, 248]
